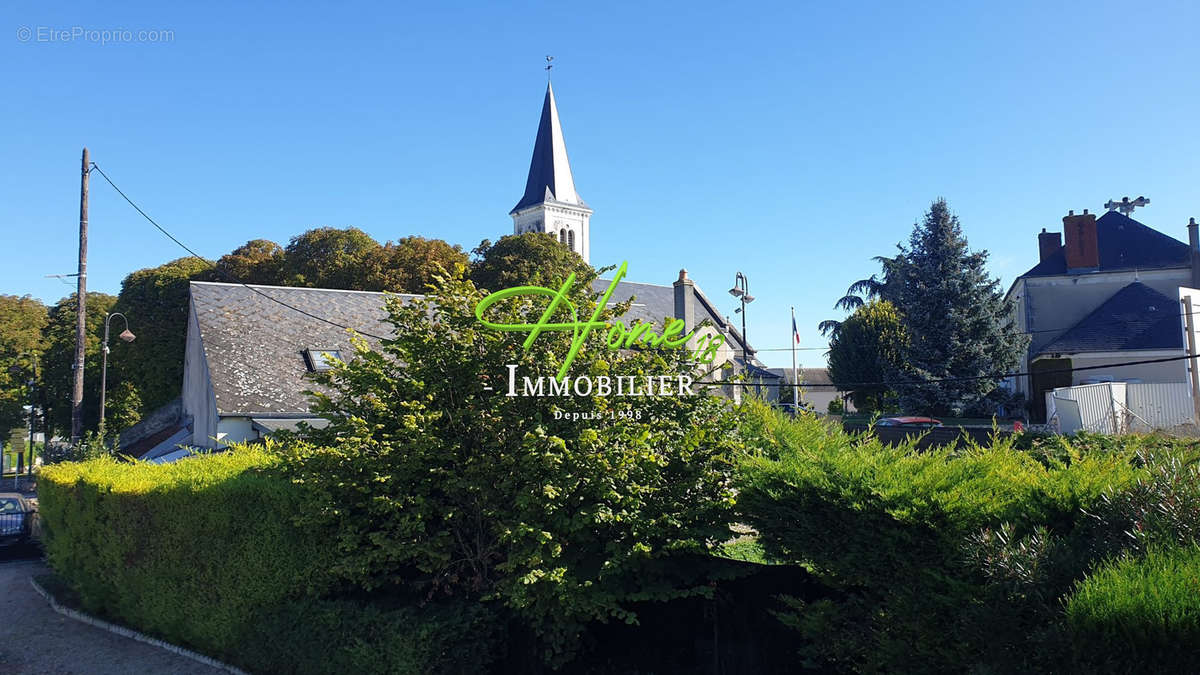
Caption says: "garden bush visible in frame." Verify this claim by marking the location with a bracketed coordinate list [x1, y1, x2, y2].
[38, 449, 511, 673]
[280, 266, 747, 666]
[1066, 545, 1200, 673]
[38, 450, 335, 665]
[734, 401, 1155, 672]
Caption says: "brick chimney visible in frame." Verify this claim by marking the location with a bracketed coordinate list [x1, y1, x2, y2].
[1038, 228, 1062, 263]
[1063, 209, 1098, 272]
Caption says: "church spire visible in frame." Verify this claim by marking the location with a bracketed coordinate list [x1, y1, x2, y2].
[509, 79, 593, 263]
[511, 81, 584, 213]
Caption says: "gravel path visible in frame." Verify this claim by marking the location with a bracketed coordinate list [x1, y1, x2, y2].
[0, 560, 227, 675]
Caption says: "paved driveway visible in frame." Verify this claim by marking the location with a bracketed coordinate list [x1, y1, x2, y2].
[0, 560, 227, 674]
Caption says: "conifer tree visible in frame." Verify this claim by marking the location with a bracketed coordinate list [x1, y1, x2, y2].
[888, 199, 1027, 415]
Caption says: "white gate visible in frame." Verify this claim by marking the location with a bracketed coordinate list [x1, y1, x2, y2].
[1048, 381, 1194, 434]
[1125, 383, 1194, 431]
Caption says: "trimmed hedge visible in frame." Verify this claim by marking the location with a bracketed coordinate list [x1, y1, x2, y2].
[38, 449, 505, 673]
[38, 449, 333, 661]
[1066, 545, 1200, 672]
[734, 401, 1151, 672]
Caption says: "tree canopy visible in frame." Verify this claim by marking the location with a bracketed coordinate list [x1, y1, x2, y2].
[827, 300, 907, 412]
[215, 239, 286, 285]
[283, 264, 741, 665]
[0, 295, 48, 433]
[470, 233, 596, 296]
[821, 199, 1028, 416]
[40, 292, 117, 436]
[110, 257, 217, 419]
[887, 199, 1027, 415]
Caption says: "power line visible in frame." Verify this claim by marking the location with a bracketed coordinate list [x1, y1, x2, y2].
[89, 164, 392, 341]
[91, 164, 1200, 390]
[717, 352, 1200, 390]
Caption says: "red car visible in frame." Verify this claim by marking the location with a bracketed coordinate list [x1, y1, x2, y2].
[874, 416, 943, 429]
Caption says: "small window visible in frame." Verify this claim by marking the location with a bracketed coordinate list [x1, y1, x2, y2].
[568, 230, 575, 251]
[304, 348, 343, 372]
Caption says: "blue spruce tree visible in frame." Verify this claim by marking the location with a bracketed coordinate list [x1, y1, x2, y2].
[888, 199, 1028, 416]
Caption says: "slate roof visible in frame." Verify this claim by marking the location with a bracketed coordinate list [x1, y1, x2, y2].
[193, 275, 766, 417]
[512, 82, 586, 214]
[190, 282, 414, 416]
[767, 367, 835, 386]
[1020, 211, 1190, 278]
[593, 278, 760, 362]
[1038, 282, 1182, 354]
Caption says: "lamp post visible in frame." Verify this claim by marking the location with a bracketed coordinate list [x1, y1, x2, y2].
[728, 271, 756, 356]
[99, 312, 135, 434]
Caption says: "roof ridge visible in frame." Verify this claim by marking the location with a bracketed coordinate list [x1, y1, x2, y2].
[190, 280, 424, 298]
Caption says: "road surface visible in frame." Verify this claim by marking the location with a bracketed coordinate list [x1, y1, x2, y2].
[0, 560, 227, 674]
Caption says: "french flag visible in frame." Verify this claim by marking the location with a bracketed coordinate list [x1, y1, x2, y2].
[792, 316, 801, 345]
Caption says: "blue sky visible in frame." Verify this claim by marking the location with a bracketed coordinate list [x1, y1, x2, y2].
[3, 1, 1198, 368]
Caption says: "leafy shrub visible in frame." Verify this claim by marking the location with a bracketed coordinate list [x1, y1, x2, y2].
[1066, 545, 1200, 672]
[238, 595, 503, 675]
[38, 449, 335, 664]
[734, 401, 1146, 672]
[41, 431, 114, 465]
[282, 267, 745, 666]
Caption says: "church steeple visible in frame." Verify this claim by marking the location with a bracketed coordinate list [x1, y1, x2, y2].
[510, 81, 593, 262]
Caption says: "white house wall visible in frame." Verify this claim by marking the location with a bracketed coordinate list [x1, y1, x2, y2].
[181, 297, 219, 448]
[216, 416, 256, 446]
[1054, 350, 1186, 385]
[1008, 267, 1190, 397]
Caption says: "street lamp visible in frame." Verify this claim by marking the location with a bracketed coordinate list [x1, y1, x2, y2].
[728, 271, 755, 356]
[99, 312, 135, 433]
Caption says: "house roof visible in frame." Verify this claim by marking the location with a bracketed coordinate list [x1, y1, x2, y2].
[767, 367, 834, 386]
[736, 358, 782, 380]
[1020, 211, 1190, 278]
[512, 82, 587, 214]
[592, 278, 761, 363]
[193, 276, 764, 417]
[190, 282, 410, 416]
[1037, 282, 1182, 354]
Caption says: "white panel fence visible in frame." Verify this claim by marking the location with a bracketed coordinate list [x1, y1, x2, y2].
[1047, 382, 1194, 435]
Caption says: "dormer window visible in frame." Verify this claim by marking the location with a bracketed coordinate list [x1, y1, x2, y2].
[304, 348, 343, 372]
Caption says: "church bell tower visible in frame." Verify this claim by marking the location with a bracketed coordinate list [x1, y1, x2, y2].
[510, 81, 592, 263]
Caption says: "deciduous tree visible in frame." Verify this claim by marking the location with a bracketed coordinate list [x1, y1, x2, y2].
[282, 227, 380, 289]
[282, 265, 742, 665]
[41, 292, 117, 436]
[470, 233, 596, 295]
[216, 239, 286, 285]
[110, 257, 217, 420]
[360, 235, 469, 293]
[0, 295, 48, 433]
[827, 300, 907, 411]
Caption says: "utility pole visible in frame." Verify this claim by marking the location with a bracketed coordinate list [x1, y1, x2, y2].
[71, 148, 89, 443]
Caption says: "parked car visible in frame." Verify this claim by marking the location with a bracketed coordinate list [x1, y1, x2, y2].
[874, 416, 943, 429]
[0, 493, 33, 547]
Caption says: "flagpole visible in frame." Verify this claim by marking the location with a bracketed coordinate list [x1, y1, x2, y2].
[791, 306, 799, 409]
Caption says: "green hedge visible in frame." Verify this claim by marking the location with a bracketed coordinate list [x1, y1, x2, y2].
[39, 449, 505, 674]
[38, 449, 333, 660]
[1066, 545, 1200, 672]
[734, 401, 1150, 672]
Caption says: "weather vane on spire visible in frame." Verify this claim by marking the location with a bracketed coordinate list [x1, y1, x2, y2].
[545, 55, 555, 77]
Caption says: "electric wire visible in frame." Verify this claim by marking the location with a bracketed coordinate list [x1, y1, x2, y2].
[91, 164, 1200, 394]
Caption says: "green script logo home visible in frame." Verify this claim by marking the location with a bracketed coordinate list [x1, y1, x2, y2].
[474, 262, 725, 397]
